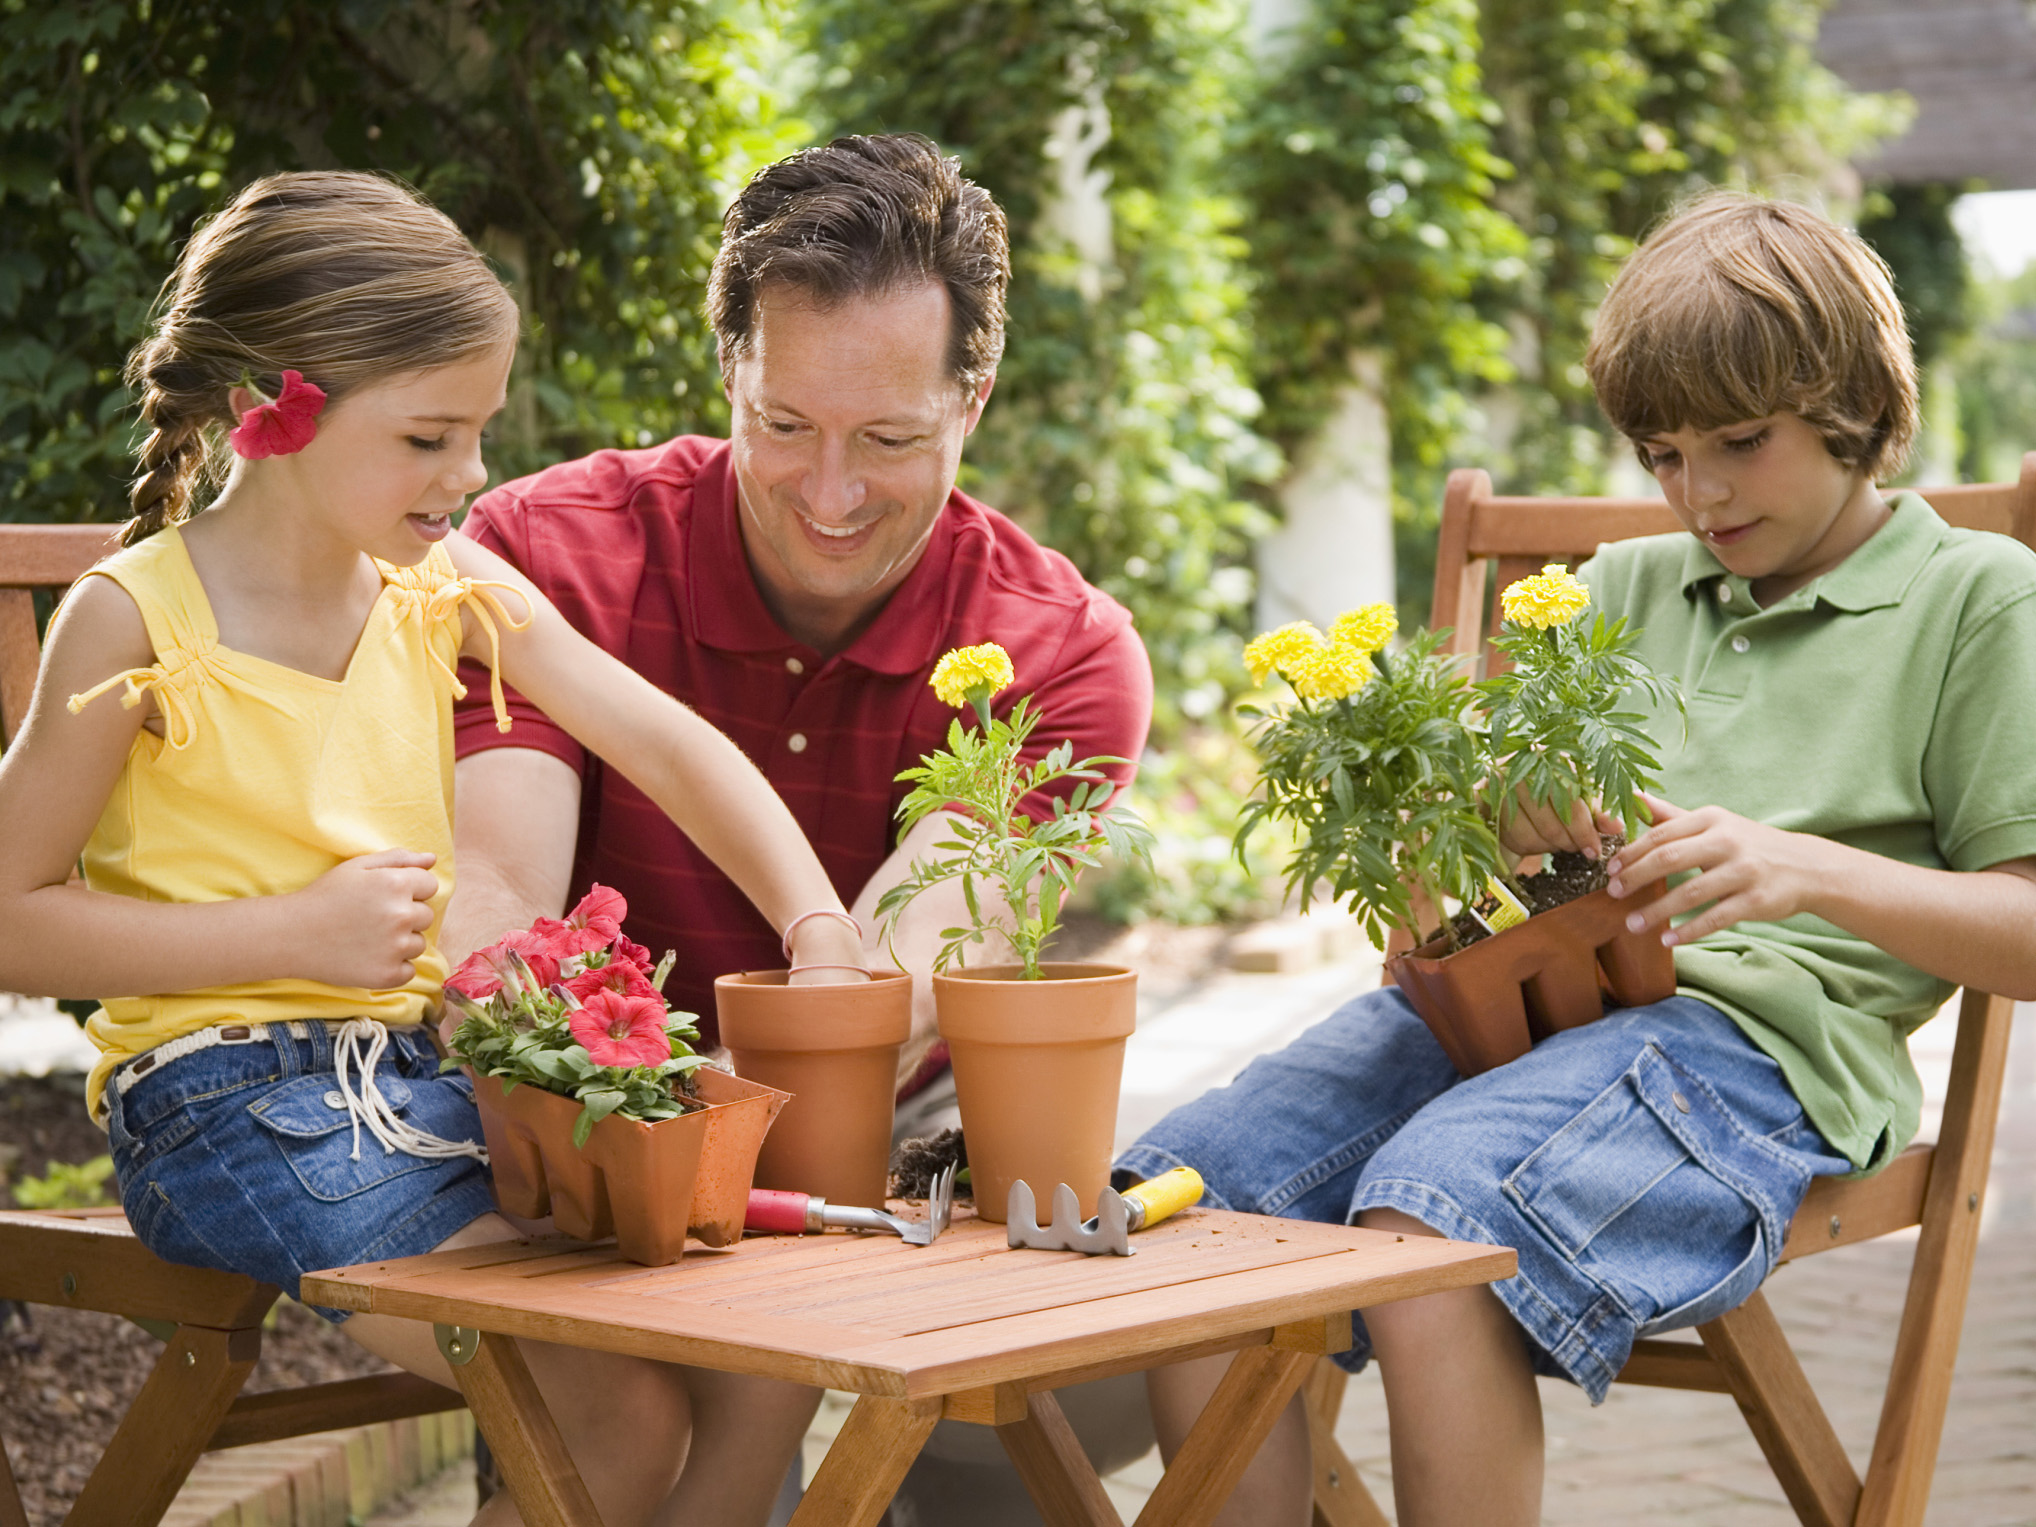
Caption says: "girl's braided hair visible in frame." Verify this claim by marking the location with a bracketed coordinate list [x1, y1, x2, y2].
[122, 171, 518, 546]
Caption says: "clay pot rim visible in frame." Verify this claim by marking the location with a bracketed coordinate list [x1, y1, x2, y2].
[931, 962, 1134, 987]
[716, 968, 913, 989]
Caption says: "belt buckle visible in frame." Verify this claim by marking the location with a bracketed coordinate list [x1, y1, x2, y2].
[216, 1025, 258, 1045]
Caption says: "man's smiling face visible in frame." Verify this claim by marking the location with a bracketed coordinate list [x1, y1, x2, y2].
[724, 281, 991, 652]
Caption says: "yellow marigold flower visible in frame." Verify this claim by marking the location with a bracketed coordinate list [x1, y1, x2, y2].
[1244, 622, 1325, 687]
[1288, 644, 1373, 701]
[930, 643, 1016, 708]
[1329, 603, 1398, 655]
[1501, 564, 1591, 630]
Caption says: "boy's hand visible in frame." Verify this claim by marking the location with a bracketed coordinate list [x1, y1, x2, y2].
[1497, 788, 1622, 862]
[1605, 793, 1831, 946]
[290, 849, 442, 990]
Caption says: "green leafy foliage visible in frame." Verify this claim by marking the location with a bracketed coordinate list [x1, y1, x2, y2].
[1236, 632, 1504, 950]
[12, 1154, 116, 1210]
[877, 696, 1156, 977]
[0, 0, 795, 524]
[800, 0, 1278, 726]
[1479, 613, 1683, 839]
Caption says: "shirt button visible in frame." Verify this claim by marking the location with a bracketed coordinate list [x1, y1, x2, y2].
[785, 657, 804, 675]
[786, 733, 808, 754]
[1715, 584, 1730, 605]
[323, 1090, 347, 1110]
[1731, 635, 1751, 653]
[1671, 1091, 1692, 1114]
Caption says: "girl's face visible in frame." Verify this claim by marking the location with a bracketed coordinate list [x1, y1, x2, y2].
[252, 345, 511, 565]
[1637, 412, 1885, 605]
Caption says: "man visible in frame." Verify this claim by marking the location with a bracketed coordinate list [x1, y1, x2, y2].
[445, 133, 1153, 1091]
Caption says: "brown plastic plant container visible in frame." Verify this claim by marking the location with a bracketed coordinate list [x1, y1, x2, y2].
[715, 968, 914, 1212]
[470, 1066, 788, 1265]
[1386, 882, 1675, 1077]
[932, 962, 1137, 1224]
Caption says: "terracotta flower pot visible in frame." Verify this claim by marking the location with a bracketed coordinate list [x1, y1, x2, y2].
[933, 963, 1136, 1223]
[715, 969, 914, 1210]
[1386, 882, 1675, 1077]
[470, 1067, 788, 1265]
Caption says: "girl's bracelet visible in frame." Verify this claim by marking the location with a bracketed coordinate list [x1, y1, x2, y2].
[781, 909, 863, 962]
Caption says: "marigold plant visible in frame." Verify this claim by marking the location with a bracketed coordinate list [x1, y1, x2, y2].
[1237, 610, 1506, 949]
[1478, 565, 1684, 839]
[878, 643, 1155, 978]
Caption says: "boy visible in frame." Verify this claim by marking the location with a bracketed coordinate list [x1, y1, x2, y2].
[1119, 193, 2036, 1526]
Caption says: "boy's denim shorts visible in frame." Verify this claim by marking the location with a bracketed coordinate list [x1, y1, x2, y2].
[103, 1022, 498, 1323]
[1113, 987, 1850, 1402]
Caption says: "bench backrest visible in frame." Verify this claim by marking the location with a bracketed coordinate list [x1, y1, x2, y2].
[0, 523, 125, 746]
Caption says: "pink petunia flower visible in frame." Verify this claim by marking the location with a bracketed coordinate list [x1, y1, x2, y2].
[570, 990, 671, 1069]
[564, 958, 659, 1005]
[446, 928, 561, 1000]
[227, 370, 327, 459]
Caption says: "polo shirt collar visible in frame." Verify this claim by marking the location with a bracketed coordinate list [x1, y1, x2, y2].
[687, 441, 956, 674]
[1675, 490, 1945, 614]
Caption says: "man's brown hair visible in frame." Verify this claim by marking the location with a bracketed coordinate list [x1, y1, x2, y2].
[708, 133, 1009, 393]
[1586, 191, 1918, 482]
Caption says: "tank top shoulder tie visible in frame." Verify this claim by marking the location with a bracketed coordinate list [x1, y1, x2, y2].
[379, 555, 533, 733]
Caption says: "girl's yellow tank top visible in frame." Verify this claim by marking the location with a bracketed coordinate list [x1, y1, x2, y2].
[67, 528, 526, 1118]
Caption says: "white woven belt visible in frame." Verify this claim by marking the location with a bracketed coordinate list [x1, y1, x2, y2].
[113, 1021, 320, 1096]
[113, 1018, 488, 1167]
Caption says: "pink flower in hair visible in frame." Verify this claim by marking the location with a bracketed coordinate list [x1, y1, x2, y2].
[570, 990, 672, 1069]
[228, 370, 327, 459]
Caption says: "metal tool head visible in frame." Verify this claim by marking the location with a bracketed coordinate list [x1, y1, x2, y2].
[1005, 1180, 1135, 1256]
[901, 1164, 954, 1246]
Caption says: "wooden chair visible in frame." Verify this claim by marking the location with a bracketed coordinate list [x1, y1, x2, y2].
[1308, 453, 2036, 1527]
[0, 523, 464, 1527]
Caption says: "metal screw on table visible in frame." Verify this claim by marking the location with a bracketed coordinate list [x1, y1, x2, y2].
[183, 1351, 195, 1367]
[1327, 1468, 1341, 1488]
[60, 1273, 76, 1296]
[435, 1323, 479, 1366]
[1829, 1216, 1842, 1238]
[1970, 1191, 1980, 1211]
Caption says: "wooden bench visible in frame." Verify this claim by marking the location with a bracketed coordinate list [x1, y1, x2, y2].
[0, 524, 465, 1526]
[1308, 454, 2036, 1527]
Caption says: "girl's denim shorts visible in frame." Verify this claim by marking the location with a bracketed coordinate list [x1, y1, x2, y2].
[103, 1022, 498, 1323]
[1114, 987, 1851, 1403]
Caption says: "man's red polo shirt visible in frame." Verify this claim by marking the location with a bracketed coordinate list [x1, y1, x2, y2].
[453, 435, 1152, 1038]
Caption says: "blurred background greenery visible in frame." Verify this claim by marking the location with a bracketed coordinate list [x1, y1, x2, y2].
[5, 0, 2033, 927]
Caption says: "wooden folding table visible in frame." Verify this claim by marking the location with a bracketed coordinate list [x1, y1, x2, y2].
[302, 1205, 1512, 1527]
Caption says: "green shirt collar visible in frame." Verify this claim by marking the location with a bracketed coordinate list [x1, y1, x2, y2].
[1676, 491, 1945, 614]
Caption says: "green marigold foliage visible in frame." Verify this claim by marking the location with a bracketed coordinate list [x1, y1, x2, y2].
[0, 0, 792, 523]
[801, 0, 1279, 726]
[877, 698, 1156, 978]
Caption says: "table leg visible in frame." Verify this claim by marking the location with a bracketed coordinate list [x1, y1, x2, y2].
[996, 1389, 1123, 1527]
[790, 1394, 942, 1527]
[1133, 1343, 1317, 1527]
[452, 1329, 604, 1527]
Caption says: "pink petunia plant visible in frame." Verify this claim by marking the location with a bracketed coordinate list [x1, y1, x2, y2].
[443, 886, 705, 1148]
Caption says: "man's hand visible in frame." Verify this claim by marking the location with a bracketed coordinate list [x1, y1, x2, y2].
[1605, 793, 1832, 946]
[288, 849, 441, 989]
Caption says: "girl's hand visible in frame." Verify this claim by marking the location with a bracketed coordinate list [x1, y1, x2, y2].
[1497, 788, 1621, 862]
[1605, 793, 1832, 946]
[289, 849, 442, 989]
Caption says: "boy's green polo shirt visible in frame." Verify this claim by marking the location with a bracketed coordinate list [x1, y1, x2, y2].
[1581, 494, 2036, 1173]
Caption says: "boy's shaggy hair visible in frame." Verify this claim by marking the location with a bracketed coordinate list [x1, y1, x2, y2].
[1586, 192, 1918, 482]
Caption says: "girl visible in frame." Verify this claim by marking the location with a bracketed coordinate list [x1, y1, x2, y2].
[0, 171, 861, 1527]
